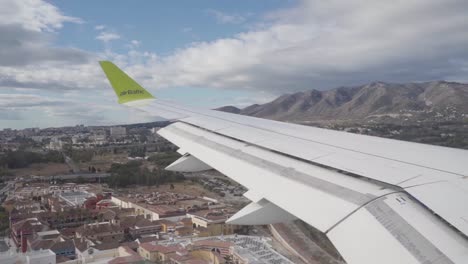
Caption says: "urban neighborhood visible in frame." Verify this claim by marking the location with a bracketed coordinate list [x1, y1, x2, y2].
[0, 122, 340, 264]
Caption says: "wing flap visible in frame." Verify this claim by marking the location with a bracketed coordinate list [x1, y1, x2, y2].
[158, 122, 393, 232]
[329, 192, 468, 264]
[406, 180, 468, 236]
[227, 199, 297, 225]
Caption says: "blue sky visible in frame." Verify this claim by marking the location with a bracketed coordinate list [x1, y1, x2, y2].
[52, 1, 292, 54]
[1, 0, 468, 129]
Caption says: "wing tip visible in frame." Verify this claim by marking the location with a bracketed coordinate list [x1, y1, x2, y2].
[99, 60, 155, 104]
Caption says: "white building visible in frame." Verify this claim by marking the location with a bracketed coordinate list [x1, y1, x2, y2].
[0, 249, 56, 264]
[59, 191, 94, 207]
[48, 137, 63, 150]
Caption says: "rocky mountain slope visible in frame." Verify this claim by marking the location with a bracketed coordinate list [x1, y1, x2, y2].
[217, 81, 468, 124]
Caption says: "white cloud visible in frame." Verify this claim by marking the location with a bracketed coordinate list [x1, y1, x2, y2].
[0, 92, 155, 127]
[3, 0, 468, 96]
[130, 40, 140, 47]
[130, 0, 468, 93]
[125, 40, 141, 50]
[96, 32, 121, 42]
[207, 9, 247, 24]
[0, 61, 106, 90]
[0, 94, 66, 107]
[0, 0, 153, 128]
[0, 0, 82, 32]
[95, 24, 105, 30]
[0, 0, 88, 67]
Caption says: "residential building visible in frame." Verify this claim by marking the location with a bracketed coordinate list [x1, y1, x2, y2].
[189, 210, 237, 237]
[75, 222, 125, 242]
[108, 246, 145, 264]
[0, 249, 56, 264]
[138, 242, 185, 263]
[11, 218, 49, 250]
[74, 238, 120, 264]
[119, 215, 163, 238]
[110, 127, 126, 138]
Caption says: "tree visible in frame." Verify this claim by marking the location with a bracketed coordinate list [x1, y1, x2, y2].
[129, 147, 145, 158]
[71, 150, 93, 162]
[107, 160, 184, 188]
[0, 150, 64, 169]
[77, 176, 85, 184]
[148, 152, 180, 167]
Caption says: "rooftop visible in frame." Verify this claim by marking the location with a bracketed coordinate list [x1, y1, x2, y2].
[59, 191, 94, 206]
[140, 242, 182, 254]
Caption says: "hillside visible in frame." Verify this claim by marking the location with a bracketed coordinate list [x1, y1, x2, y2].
[218, 81, 468, 124]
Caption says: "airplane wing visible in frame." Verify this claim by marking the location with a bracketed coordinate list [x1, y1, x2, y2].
[99, 61, 468, 264]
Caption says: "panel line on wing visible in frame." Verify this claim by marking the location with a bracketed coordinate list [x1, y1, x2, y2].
[178, 119, 401, 192]
[164, 124, 378, 206]
[325, 191, 402, 234]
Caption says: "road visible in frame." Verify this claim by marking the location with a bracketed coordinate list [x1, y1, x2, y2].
[39, 173, 110, 181]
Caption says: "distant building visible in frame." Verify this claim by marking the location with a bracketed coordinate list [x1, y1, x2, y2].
[138, 243, 185, 263]
[0, 249, 56, 264]
[27, 230, 75, 259]
[109, 246, 145, 264]
[74, 238, 121, 263]
[10, 218, 49, 249]
[59, 191, 94, 207]
[118, 215, 163, 237]
[189, 210, 237, 236]
[92, 130, 107, 144]
[110, 126, 126, 138]
[138, 239, 232, 264]
[111, 196, 185, 221]
[192, 239, 233, 257]
[75, 222, 125, 242]
[48, 137, 63, 150]
[231, 246, 266, 264]
[19, 128, 40, 137]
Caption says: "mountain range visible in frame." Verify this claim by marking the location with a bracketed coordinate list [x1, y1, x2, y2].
[217, 81, 468, 124]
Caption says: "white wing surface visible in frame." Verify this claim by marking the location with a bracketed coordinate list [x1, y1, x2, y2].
[100, 61, 468, 264]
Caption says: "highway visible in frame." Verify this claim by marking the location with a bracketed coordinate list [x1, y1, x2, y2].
[36, 173, 110, 181]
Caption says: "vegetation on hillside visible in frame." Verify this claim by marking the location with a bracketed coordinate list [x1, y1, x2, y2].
[62, 148, 95, 162]
[148, 152, 181, 167]
[107, 160, 184, 188]
[327, 122, 468, 149]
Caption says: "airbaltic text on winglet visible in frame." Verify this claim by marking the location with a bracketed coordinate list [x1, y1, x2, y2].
[119, 90, 144, 96]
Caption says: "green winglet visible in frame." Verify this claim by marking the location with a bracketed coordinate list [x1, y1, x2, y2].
[99, 61, 155, 104]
